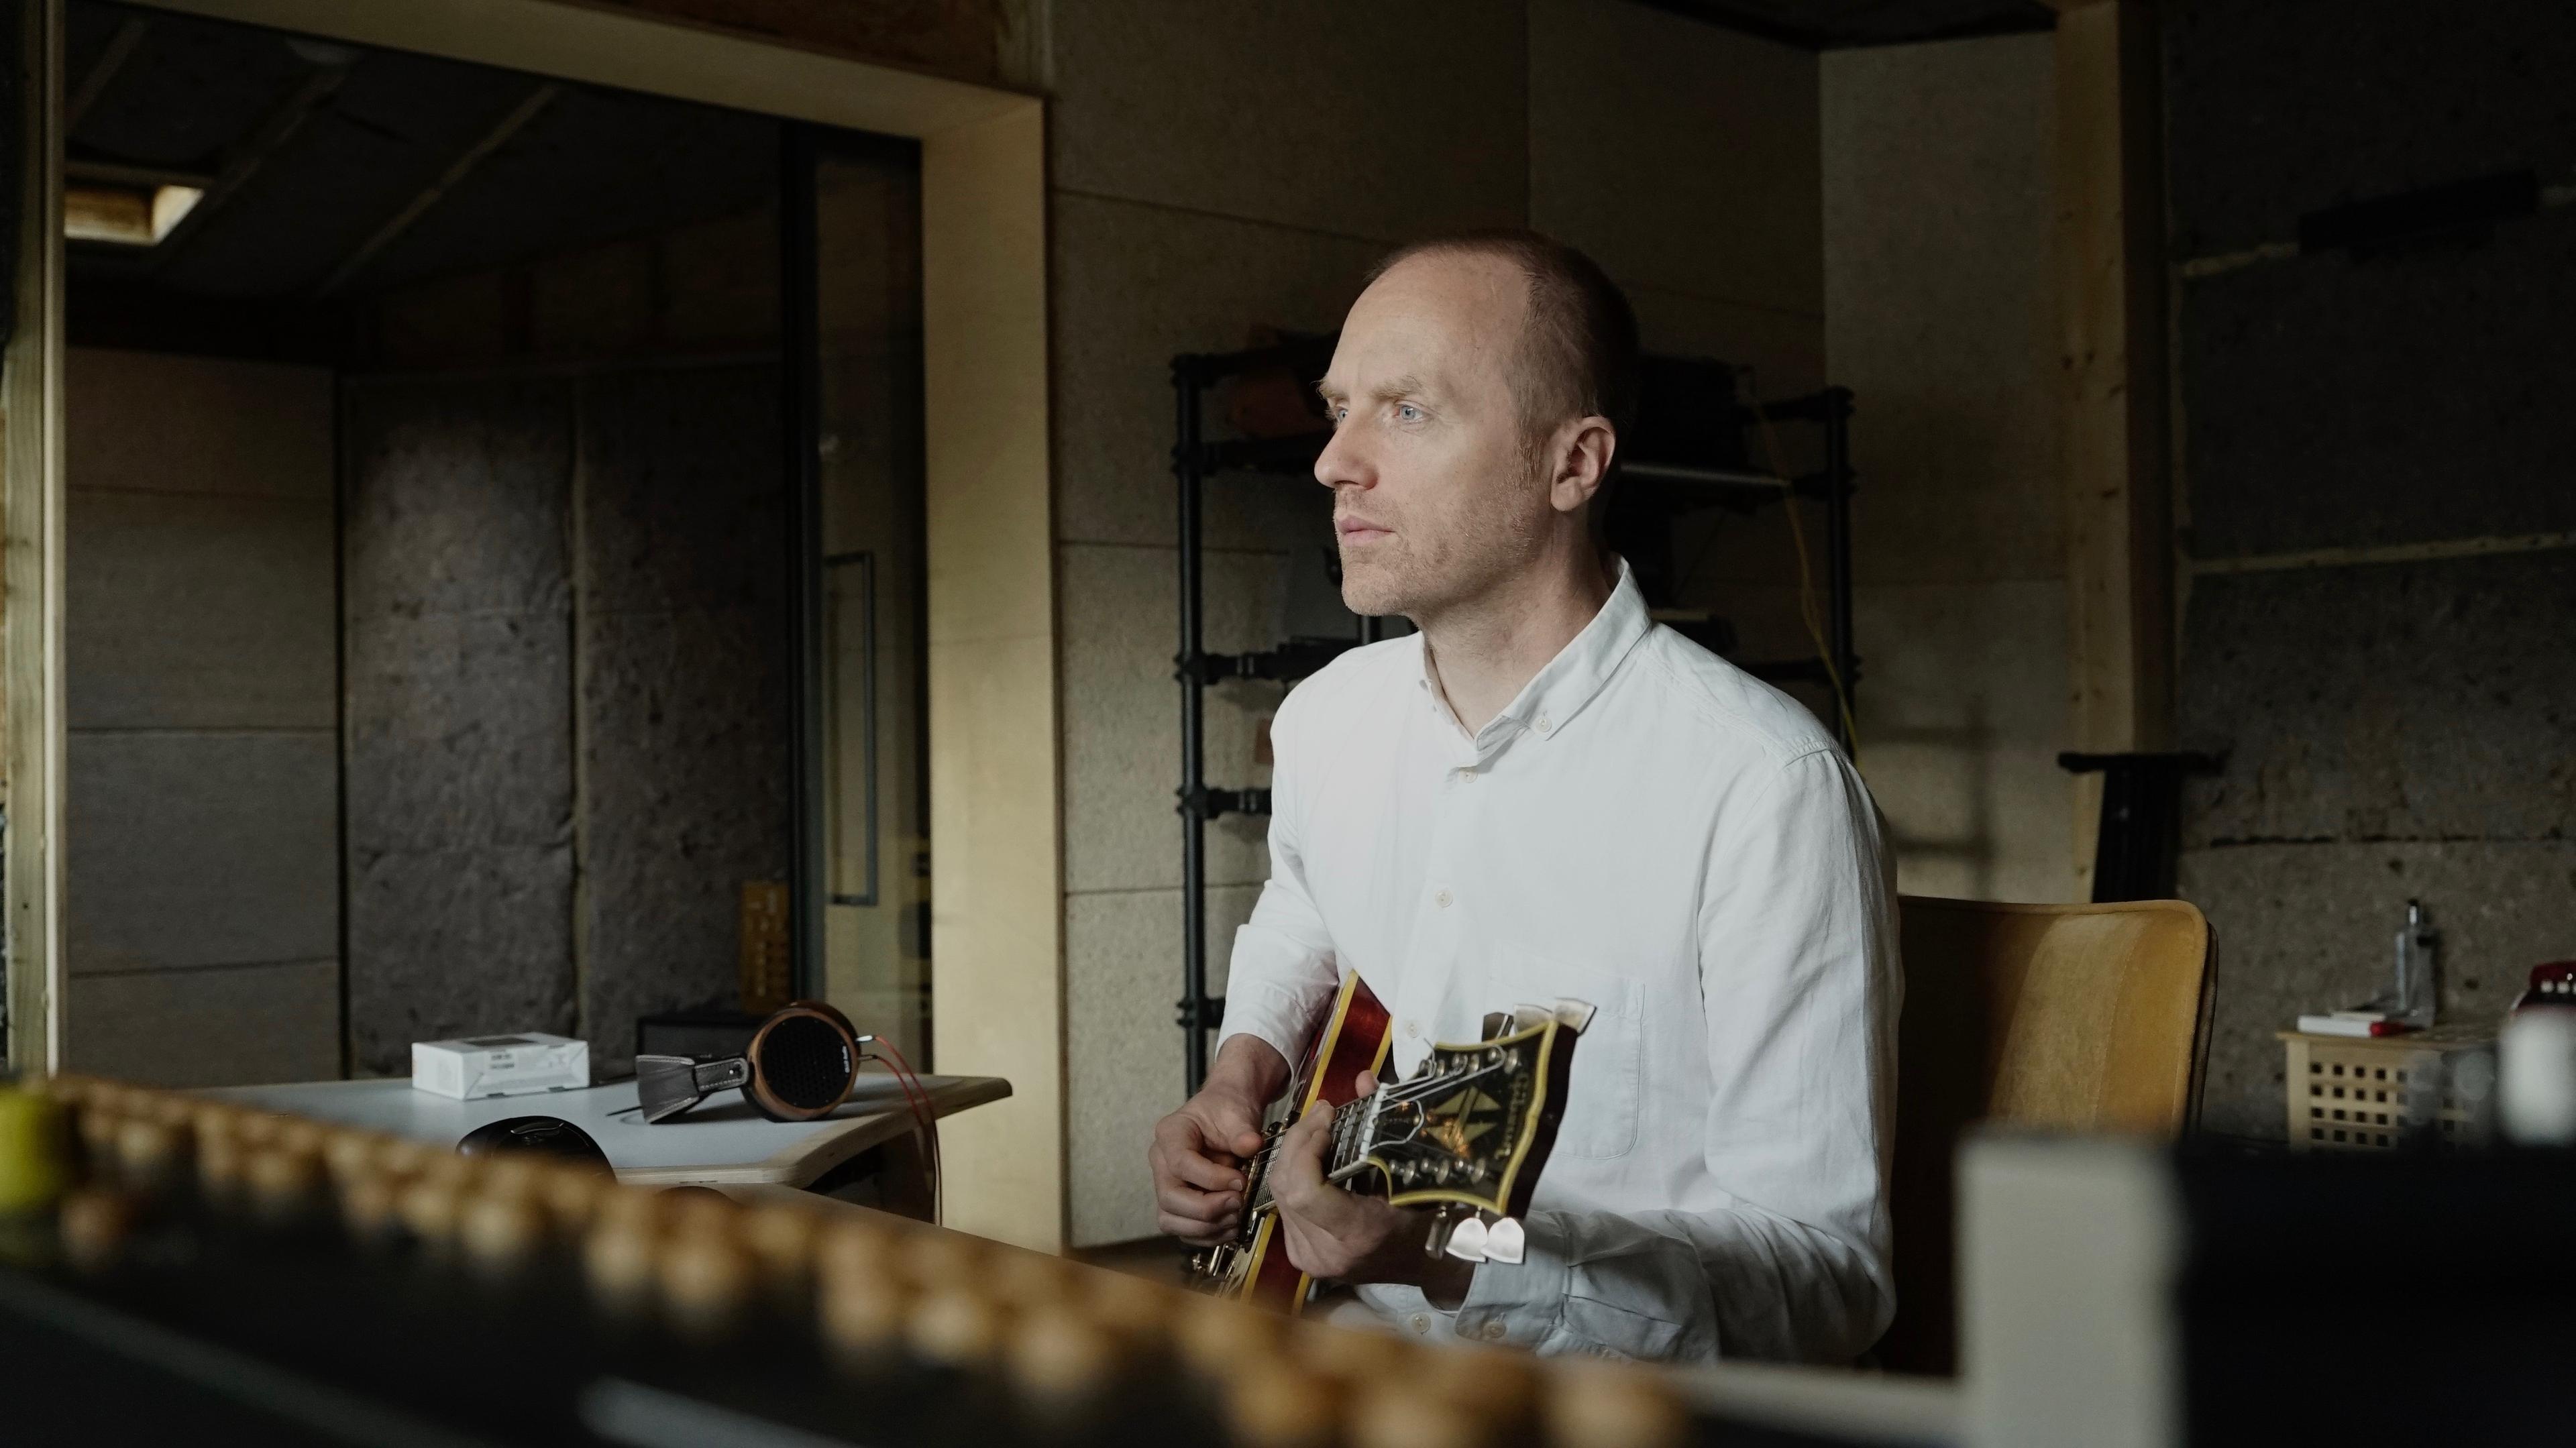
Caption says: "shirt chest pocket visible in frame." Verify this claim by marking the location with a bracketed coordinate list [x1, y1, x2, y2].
[1493, 951, 1643, 1161]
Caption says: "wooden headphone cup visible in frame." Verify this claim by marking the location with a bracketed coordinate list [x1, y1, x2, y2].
[743, 1003, 860, 1121]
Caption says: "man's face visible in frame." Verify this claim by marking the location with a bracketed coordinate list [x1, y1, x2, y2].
[1316, 252, 1554, 620]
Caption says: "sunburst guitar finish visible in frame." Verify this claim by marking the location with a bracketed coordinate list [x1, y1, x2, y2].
[1189, 973, 1589, 1314]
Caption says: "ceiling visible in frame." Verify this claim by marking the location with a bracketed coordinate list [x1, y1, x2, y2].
[1645, 0, 2058, 49]
[64, 0, 778, 302]
[61, 0, 2054, 306]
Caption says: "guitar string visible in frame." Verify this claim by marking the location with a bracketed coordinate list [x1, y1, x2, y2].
[1235, 1057, 1516, 1192]
[1228, 1041, 1529, 1201]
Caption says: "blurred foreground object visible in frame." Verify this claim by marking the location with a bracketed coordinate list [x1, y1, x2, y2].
[6, 1074, 1884, 1447]
[1966, 1132, 2576, 1448]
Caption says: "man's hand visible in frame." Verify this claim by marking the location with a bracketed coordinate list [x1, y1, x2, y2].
[1271, 1072, 1475, 1306]
[1150, 1036, 1289, 1245]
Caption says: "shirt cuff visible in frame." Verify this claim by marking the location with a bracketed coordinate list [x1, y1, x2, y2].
[1450, 1211, 1572, 1348]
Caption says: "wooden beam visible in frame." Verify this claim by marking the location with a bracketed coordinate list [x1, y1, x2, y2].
[2057, 1, 2174, 895]
[4, 0, 66, 1075]
[922, 101, 1060, 1251]
[64, 157, 217, 191]
[63, 13, 143, 131]
[315, 82, 560, 296]
[146, 61, 350, 271]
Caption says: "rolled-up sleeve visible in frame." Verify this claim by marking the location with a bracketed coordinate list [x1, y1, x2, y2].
[1215, 700, 1342, 1071]
[1444, 746, 1900, 1363]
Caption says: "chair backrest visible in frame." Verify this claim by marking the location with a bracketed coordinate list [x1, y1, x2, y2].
[1876, 895, 2214, 1377]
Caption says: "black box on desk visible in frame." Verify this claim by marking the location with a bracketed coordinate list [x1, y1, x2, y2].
[636, 1009, 765, 1062]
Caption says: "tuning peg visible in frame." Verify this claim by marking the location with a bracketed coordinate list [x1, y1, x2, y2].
[1443, 1216, 1490, 1263]
[1421, 1206, 1459, 1260]
[1483, 1217, 1525, 1265]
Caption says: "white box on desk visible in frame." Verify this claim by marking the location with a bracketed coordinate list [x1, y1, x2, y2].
[411, 1033, 590, 1100]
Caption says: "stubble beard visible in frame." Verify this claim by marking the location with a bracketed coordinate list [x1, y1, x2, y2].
[1337, 463, 1553, 625]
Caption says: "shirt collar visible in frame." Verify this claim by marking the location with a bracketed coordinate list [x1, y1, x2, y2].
[1413, 556, 1654, 750]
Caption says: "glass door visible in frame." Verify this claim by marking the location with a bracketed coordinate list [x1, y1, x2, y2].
[787, 128, 929, 1064]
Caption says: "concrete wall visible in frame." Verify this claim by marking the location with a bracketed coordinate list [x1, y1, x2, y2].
[1821, 35, 2075, 905]
[1048, 0, 1827, 1247]
[341, 365, 790, 1076]
[2166, 0, 2576, 1137]
[341, 378, 580, 1071]
[343, 194, 796, 1076]
[60, 349, 342, 1087]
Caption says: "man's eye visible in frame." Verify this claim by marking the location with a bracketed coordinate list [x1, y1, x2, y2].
[1397, 404, 1421, 421]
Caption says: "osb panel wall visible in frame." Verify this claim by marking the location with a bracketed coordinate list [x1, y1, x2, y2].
[2167, 0, 2576, 1137]
[342, 378, 581, 1072]
[342, 368, 789, 1076]
[575, 364, 790, 1072]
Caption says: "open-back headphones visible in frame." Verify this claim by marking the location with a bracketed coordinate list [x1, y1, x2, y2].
[635, 1001, 868, 1124]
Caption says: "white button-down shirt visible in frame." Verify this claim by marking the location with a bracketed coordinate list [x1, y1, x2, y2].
[1218, 561, 1900, 1364]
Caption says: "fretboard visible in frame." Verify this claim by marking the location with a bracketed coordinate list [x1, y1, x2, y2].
[1244, 1093, 1373, 1214]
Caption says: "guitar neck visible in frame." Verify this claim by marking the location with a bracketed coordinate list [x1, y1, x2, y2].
[1244, 1093, 1373, 1213]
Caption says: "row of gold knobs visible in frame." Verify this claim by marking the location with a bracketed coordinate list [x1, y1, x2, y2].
[7, 1076, 1685, 1448]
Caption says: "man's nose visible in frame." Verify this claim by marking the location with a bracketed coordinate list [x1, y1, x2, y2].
[1314, 423, 1372, 493]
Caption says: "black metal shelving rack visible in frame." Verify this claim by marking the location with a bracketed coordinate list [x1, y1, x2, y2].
[1171, 340, 1857, 1093]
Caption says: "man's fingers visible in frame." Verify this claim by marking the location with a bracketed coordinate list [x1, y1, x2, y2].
[1269, 1100, 1330, 1205]
[1353, 1068, 1379, 1099]
[1164, 1147, 1245, 1194]
[1160, 1213, 1234, 1246]
[1172, 1092, 1267, 1167]
[1156, 1180, 1240, 1225]
[1150, 1112, 1210, 1160]
[1150, 1112, 1248, 1194]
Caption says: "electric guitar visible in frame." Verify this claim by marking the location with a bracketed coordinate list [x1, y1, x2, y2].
[1187, 972, 1592, 1313]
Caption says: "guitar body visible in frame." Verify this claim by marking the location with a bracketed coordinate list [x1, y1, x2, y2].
[1191, 973, 1588, 1315]
[1231, 972, 1393, 1313]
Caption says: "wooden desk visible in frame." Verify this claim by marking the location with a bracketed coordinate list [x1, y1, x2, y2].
[202, 1073, 1009, 1191]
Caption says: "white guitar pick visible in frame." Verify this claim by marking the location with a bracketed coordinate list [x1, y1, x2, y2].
[1443, 1216, 1491, 1262]
[1483, 1217, 1526, 1264]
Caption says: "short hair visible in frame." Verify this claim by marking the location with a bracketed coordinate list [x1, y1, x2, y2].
[1363, 229, 1642, 445]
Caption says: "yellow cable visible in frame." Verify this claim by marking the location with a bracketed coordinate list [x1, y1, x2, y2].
[1740, 372, 1859, 753]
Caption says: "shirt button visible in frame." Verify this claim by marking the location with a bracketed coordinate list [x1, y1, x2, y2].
[1434, 889, 1452, 908]
[1454, 768, 1474, 783]
[1535, 714, 1552, 735]
[1409, 1313, 1432, 1335]
[1405, 1020, 1419, 1038]
[1481, 1321, 1508, 1341]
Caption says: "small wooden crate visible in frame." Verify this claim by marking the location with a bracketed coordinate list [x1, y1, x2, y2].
[2280, 1025, 2495, 1152]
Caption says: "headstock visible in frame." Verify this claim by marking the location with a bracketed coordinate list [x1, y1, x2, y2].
[1346, 999, 1593, 1256]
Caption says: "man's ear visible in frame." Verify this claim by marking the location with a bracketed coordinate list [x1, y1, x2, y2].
[1548, 415, 1617, 516]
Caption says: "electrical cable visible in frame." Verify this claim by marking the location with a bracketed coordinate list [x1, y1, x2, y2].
[1737, 369, 1860, 753]
[880, 1050, 937, 1221]
[864, 1036, 941, 1225]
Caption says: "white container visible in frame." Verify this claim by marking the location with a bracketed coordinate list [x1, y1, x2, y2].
[411, 1033, 590, 1101]
[2501, 1010, 2576, 1147]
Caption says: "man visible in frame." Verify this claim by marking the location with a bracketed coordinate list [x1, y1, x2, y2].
[1147, 230, 1898, 1364]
